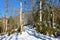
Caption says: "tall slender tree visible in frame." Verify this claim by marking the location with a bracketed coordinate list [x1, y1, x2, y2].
[40, 0, 42, 22]
[4, 0, 8, 34]
[20, 0, 23, 33]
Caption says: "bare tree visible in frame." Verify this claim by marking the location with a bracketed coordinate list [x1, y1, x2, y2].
[20, 0, 23, 33]
[39, 0, 43, 30]
[40, 0, 42, 22]
[5, 0, 8, 34]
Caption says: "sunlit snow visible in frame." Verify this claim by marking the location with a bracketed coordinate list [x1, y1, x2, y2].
[0, 25, 59, 40]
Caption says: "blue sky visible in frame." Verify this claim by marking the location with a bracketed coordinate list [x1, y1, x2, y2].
[0, 0, 31, 18]
[0, 0, 60, 18]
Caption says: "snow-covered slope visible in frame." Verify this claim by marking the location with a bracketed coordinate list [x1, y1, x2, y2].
[0, 25, 59, 40]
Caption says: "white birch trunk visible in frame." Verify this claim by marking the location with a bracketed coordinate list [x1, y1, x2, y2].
[5, 0, 8, 34]
[3, 19, 6, 34]
[20, 0, 23, 32]
[39, 0, 42, 30]
[52, 10, 55, 28]
[5, 18, 8, 34]
[40, 0, 42, 22]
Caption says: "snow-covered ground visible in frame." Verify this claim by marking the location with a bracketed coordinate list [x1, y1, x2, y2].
[0, 25, 60, 40]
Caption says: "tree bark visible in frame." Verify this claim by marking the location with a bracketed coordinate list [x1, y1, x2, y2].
[39, 0, 42, 30]
[40, 0, 42, 22]
[20, 0, 23, 33]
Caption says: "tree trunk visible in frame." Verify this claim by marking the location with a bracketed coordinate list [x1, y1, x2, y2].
[39, 0, 42, 30]
[40, 0, 42, 22]
[20, 0, 23, 33]
[40, 0, 42, 28]
[5, 0, 8, 34]
[52, 10, 55, 28]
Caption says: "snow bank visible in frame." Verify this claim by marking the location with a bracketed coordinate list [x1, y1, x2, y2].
[0, 25, 59, 40]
